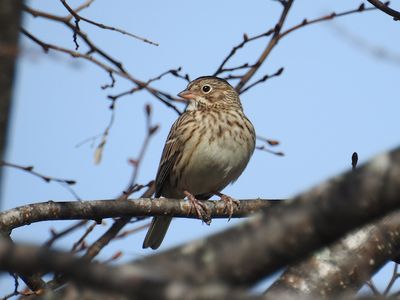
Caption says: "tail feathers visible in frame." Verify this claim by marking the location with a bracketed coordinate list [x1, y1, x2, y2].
[143, 216, 172, 249]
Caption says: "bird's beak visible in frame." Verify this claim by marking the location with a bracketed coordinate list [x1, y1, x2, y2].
[177, 89, 195, 100]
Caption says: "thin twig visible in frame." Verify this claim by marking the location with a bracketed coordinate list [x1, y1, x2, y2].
[279, 3, 380, 39]
[93, 105, 116, 164]
[22, 8, 181, 115]
[1, 273, 20, 300]
[71, 221, 98, 253]
[236, 0, 294, 92]
[383, 263, 400, 295]
[0, 160, 79, 199]
[123, 104, 159, 196]
[256, 145, 284, 156]
[60, 0, 159, 46]
[114, 222, 151, 240]
[44, 220, 88, 248]
[102, 251, 123, 264]
[366, 280, 381, 296]
[0, 161, 75, 185]
[214, 2, 380, 94]
[239, 67, 284, 94]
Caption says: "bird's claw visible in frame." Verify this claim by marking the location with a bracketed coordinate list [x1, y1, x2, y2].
[220, 194, 240, 221]
[185, 192, 211, 225]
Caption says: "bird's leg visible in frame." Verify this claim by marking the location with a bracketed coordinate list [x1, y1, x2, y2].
[184, 190, 211, 225]
[215, 192, 240, 221]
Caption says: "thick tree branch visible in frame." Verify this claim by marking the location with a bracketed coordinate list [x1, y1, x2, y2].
[0, 238, 168, 299]
[367, 0, 400, 20]
[0, 0, 23, 203]
[0, 237, 261, 300]
[133, 147, 400, 288]
[0, 198, 280, 233]
[265, 210, 400, 298]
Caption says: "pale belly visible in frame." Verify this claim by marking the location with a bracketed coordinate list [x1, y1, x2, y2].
[178, 135, 252, 196]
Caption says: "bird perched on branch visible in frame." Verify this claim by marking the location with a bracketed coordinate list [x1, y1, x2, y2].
[143, 76, 255, 249]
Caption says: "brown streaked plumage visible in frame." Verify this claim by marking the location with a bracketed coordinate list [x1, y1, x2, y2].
[143, 76, 255, 250]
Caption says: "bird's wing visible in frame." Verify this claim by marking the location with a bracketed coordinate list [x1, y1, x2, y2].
[154, 113, 190, 197]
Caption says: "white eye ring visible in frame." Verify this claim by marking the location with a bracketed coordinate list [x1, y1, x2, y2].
[201, 85, 212, 94]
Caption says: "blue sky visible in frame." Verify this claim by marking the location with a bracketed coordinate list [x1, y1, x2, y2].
[1, 0, 400, 294]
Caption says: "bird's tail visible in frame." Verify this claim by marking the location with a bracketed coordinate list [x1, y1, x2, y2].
[142, 216, 172, 249]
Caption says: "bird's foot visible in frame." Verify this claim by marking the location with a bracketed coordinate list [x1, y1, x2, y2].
[184, 191, 211, 225]
[216, 192, 240, 221]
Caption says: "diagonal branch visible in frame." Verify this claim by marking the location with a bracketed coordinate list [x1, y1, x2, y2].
[0, 238, 168, 299]
[133, 146, 400, 287]
[235, 0, 294, 92]
[265, 210, 400, 298]
[367, 0, 400, 21]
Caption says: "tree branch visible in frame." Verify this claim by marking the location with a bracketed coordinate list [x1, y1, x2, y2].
[0, 198, 281, 233]
[235, 0, 293, 92]
[133, 146, 400, 288]
[367, 0, 400, 21]
[0, 237, 263, 300]
[265, 210, 400, 298]
[59, 0, 159, 46]
[0, 238, 168, 299]
[0, 0, 24, 205]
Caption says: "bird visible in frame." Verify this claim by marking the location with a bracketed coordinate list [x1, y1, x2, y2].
[143, 76, 255, 250]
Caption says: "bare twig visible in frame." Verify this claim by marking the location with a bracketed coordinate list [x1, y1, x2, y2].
[383, 263, 400, 296]
[44, 220, 88, 248]
[1, 273, 20, 300]
[278, 3, 379, 39]
[70, 221, 98, 253]
[214, 31, 274, 76]
[93, 105, 115, 164]
[108, 68, 186, 103]
[114, 222, 151, 240]
[256, 145, 284, 156]
[235, 0, 293, 92]
[366, 280, 381, 296]
[60, 0, 159, 46]
[102, 251, 123, 264]
[66, 0, 95, 19]
[21, 9, 181, 114]
[256, 135, 280, 146]
[256, 135, 284, 156]
[0, 160, 79, 199]
[0, 161, 75, 185]
[123, 104, 159, 196]
[215, 2, 380, 94]
[239, 67, 284, 94]
[328, 22, 400, 66]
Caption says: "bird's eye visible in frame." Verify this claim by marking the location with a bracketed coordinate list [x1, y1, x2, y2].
[202, 85, 212, 93]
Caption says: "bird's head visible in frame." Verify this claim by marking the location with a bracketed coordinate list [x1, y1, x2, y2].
[178, 76, 242, 111]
